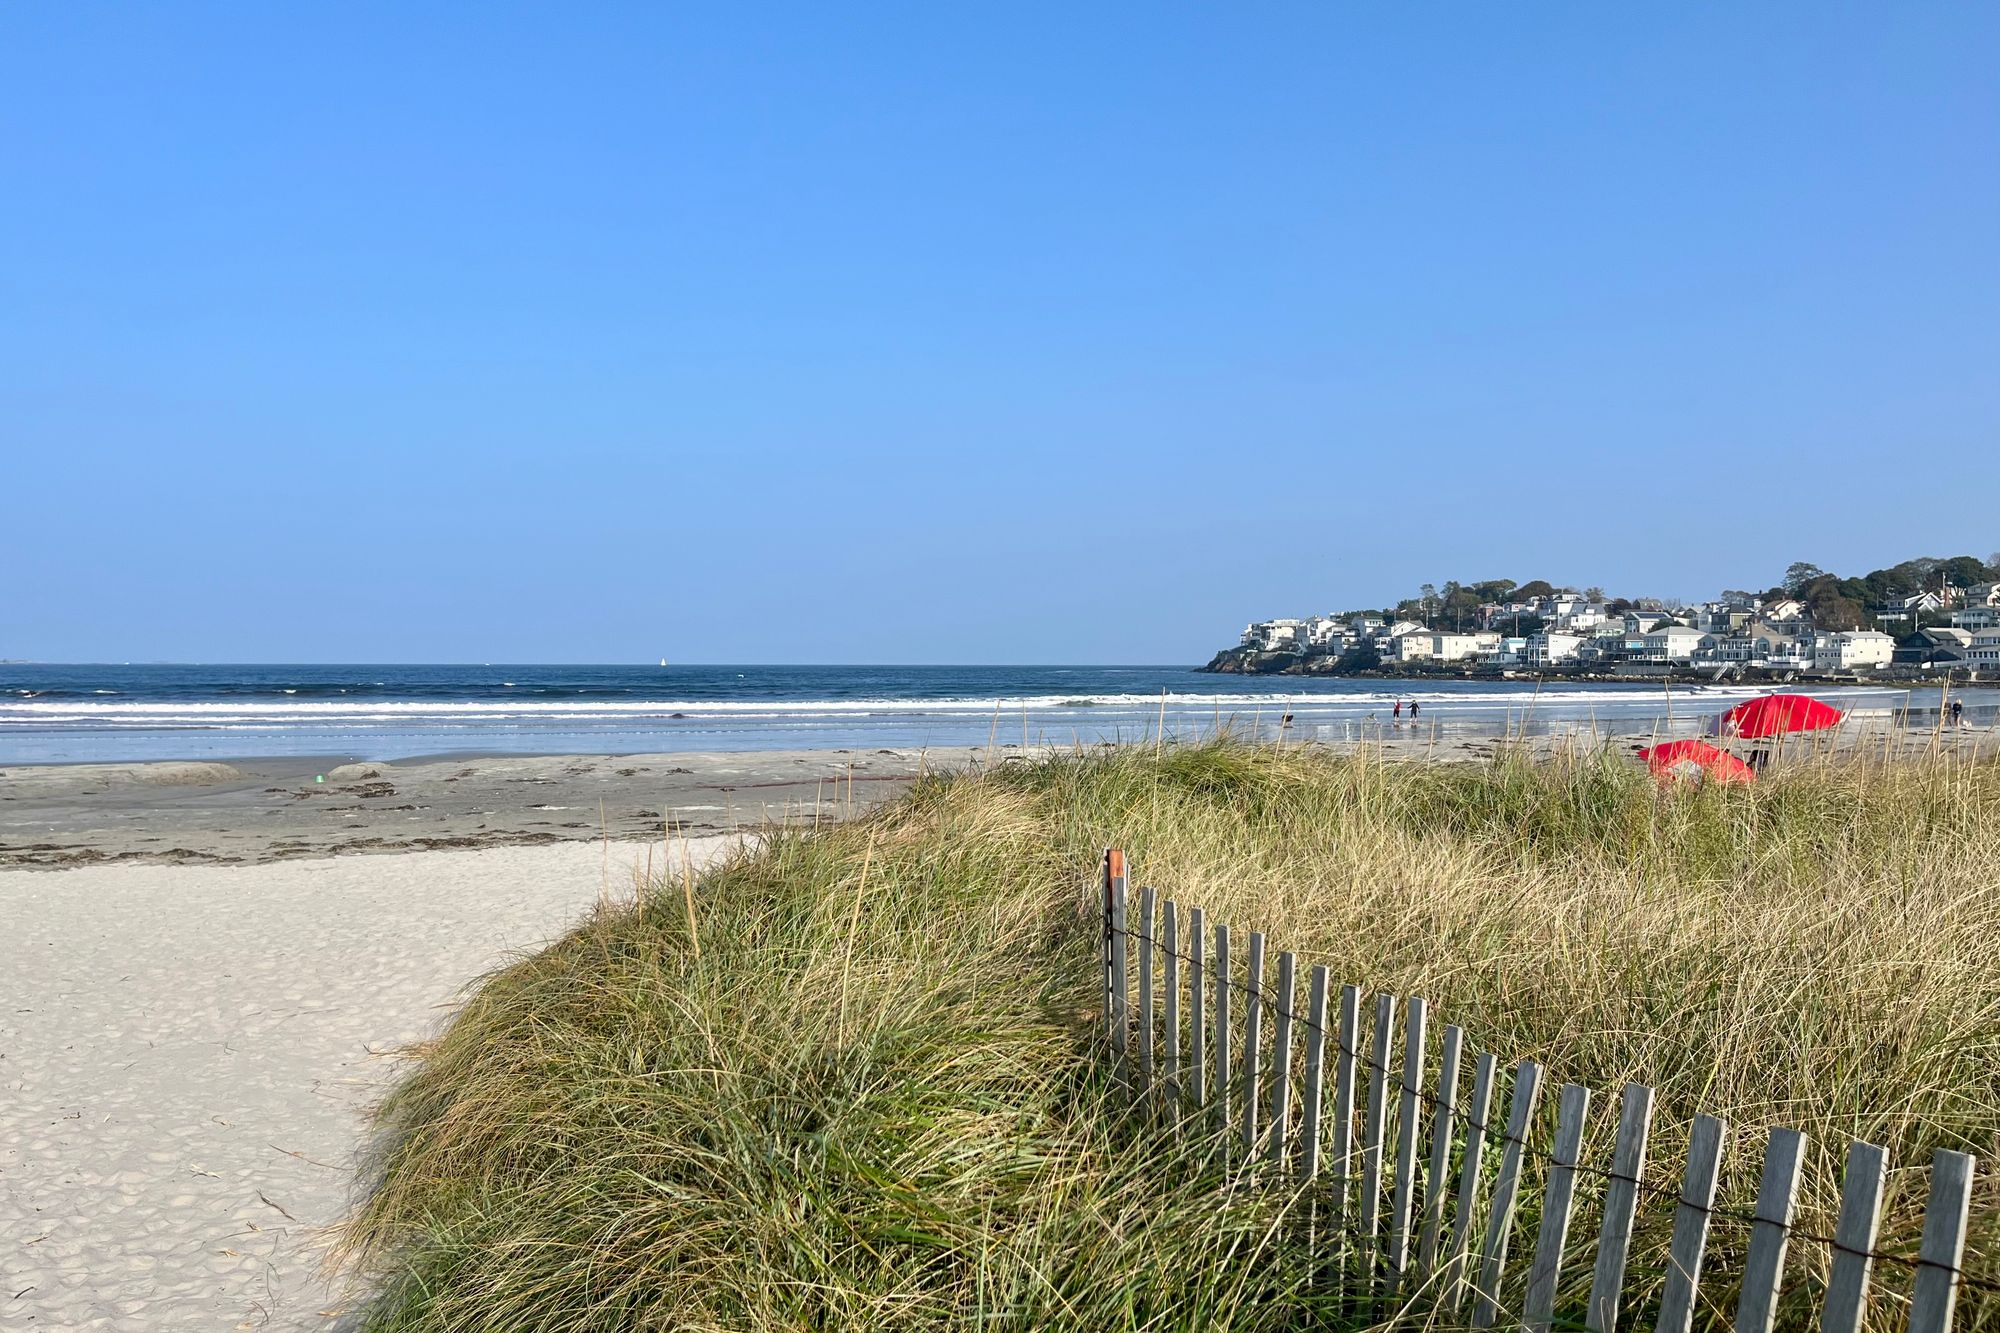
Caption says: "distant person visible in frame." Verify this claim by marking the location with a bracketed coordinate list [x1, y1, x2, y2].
[1393, 700, 1402, 720]
[1950, 698, 1964, 729]
[1410, 700, 1420, 719]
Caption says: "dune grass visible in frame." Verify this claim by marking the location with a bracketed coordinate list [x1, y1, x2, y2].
[341, 740, 2000, 1330]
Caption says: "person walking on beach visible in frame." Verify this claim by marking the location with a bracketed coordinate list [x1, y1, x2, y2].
[1409, 699, 1420, 719]
[1392, 700, 1402, 721]
[1951, 698, 1964, 729]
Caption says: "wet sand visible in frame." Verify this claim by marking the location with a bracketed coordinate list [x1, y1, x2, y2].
[0, 747, 1003, 868]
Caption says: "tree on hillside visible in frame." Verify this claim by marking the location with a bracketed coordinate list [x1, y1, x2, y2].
[1784, 562, 1827, 594]
[1799, 574, 1867, 630]
[1513, 579, 1556, 601]
[1584, 586, 1606, 602]
[1937, 555, 1993, 588]
[1441, 581, 1483, 630]
[1470, 579, 1517, 602]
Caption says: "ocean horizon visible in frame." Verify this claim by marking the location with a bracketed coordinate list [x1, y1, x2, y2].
[0, 662, 1960, 765]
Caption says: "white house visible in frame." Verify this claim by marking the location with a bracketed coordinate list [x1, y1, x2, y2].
[1968, 627, 2000, 665]
[1965, 582, 2000, 608]
[1625, 611, 1672, 635]
[1389, 631, 1494, 663]
[1953, 606, 2000, 631]
[1526, 631, 1583, 667]
[1811, 630, 1895, 671]
[1639, 625, 1711, 663]
[1241, 619, 1307, 651]
[1711, 622, 1797, 666]
[1305, 616, 1347, 651]
[1762, 598, 1806, 624]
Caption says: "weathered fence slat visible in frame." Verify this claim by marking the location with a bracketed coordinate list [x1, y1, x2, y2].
[1472, 1058, 1545, 1330]
[1213, 923, 1232, 1126]
[1187, 907, 1206, 1111]
[1523, 1082, 1593, 1330]
[1735, 1128, 1806, 1333]
[1820, 1140, 1886, 1333]
[1105, 851, 1127, 1058]
[1266, 950, 1297, 1166]
[1136, 887, 1156, 1089]
[1587, 1082, 1656, 1333]
[1298, 964, 1331, 1180]
[1389, 996, 1430, 1286]
[1447, 1052, 1501, 1310]
[1332, 984, 1362, 1218]
[1160, 899, 1180, 1099]
[1095, 858, 2000, 1333]
[1417, 1024, 1464, 1276]
[1241, 932, 1267, 1157]
[1656, 1114, 1729, 1333]
[1910, 1149, 1977, 1333]
[1358, 993, 1398, 1266]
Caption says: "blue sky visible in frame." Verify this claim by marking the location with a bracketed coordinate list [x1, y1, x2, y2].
[5, 4, 1996, 663]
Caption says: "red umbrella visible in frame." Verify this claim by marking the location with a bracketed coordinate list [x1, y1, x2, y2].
[1640, 739, 1755, 784]
[1709, 693, 1844, 741]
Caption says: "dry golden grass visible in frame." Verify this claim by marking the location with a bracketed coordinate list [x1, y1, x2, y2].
[341, 740, 2000, 1330]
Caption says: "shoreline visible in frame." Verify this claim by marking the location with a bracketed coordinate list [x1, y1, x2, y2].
[9, 729, 1996, 870]
[0, 746, 1004, 869]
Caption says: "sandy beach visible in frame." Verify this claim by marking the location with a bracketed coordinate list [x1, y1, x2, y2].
[0, 837, 733, 1332]
[0, 747, 982, 869]
[6, 730, 1996, 1330]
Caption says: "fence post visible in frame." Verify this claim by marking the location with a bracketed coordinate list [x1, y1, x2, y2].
[1266, 951, 1298, 1167]
[1299, 965, 1331, 1182]
[1417, 1024, 1464, 1278]
[1242, 932, 1266, 1158]
[1447, 1053, 1501, 1310]
[1735, 1129, 1805, 1333]
[1161, 899, 1180, 1101]
[1137, 886, 1156, 1092]
[1103, 850, 1126, 1062]
[1656, 1114, 1729, 1333]
[1472, 1058, 1545, 1330]
[1359, 993, 1398, 1285]
[1523, 1082, 1592, 1330]
[1213, 923, 1232, 1131]
[1820, 1141, 1886, 1333]
[1187, 907, 1206, 1113]
[1586, 1082, 1656, 1333]
[1389, 996, 1430, 1291]
[1910, 1150, 1976, 1333]
[1333, 984, 1361, 1211]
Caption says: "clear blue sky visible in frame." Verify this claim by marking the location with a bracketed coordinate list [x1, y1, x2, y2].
[5, 4, 1996, 664]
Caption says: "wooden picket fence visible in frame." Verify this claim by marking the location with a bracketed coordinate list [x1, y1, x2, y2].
[1097, 849, 1986, 1332]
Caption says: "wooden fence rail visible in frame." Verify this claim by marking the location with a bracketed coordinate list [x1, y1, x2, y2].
[1098, 850, 1983, 1332]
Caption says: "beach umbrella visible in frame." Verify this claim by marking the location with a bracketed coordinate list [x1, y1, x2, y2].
[1640, 739, 1755, 784]
[1708, 692, 1844, 740]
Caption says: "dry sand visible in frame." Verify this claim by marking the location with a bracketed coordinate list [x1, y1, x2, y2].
[0, 837, 730, 1332]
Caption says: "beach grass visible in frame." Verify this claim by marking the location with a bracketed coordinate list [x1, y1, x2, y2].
[340, 740, 2000, 1330]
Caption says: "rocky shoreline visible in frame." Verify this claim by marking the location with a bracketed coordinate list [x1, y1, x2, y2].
[1198, 646, 1967, 689]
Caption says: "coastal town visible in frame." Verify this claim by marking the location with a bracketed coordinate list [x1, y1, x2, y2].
[1207, 559, 2000, 680]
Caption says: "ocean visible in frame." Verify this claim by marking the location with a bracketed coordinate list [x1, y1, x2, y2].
[0, 663, 1959, 765]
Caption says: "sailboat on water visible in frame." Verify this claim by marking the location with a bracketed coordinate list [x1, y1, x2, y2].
[659, 658, 669, 667]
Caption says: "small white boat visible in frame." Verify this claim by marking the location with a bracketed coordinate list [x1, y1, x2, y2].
[659, 658, 669, 667]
